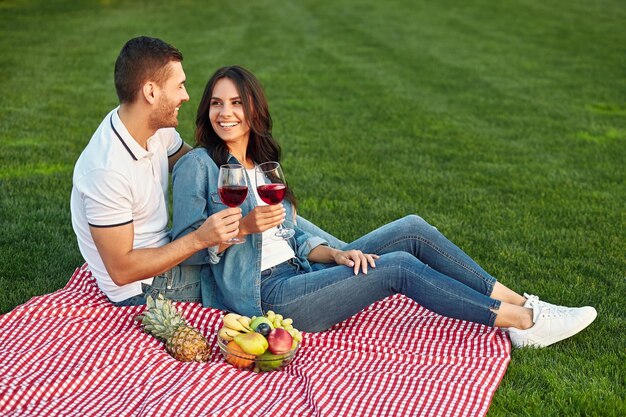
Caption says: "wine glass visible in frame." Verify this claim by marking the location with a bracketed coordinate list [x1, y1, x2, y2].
[217, 164, 248, 244]
[255, 161, 295, 240]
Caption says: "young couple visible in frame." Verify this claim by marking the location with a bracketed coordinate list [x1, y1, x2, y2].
[71, 36, 596, 349]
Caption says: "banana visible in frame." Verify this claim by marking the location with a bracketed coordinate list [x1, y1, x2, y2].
[218, 326, 243, 341]
[237, 316, 253, 332]
[223, 312, 241, 321]
[222, 313, 248, 332]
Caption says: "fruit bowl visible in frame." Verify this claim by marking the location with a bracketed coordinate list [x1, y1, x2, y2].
[217, 335, 300, 372]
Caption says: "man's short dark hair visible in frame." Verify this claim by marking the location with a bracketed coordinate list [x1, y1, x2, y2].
[114, 36, 183, 103]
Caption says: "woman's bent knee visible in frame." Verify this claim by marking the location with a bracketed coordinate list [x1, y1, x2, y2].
[395, 214, 432, 234]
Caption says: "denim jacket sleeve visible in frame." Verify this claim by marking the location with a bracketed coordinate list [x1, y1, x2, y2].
[171, 150, 222, 265]
[291, 219, 329, 261]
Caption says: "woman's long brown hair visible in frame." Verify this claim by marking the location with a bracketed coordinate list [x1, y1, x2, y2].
[195, 65, 296, 208]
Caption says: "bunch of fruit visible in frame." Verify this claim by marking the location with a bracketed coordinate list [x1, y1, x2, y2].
[218, 310, 303, 372]
[135, 295, 210, 362]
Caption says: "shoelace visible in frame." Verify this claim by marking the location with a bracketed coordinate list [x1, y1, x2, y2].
[531, 303, 577, 326]
[524, 294, 541, 308]
[525, 293, 569, 314]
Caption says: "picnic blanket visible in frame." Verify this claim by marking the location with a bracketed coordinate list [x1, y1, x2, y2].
[0, 264, 511, 416]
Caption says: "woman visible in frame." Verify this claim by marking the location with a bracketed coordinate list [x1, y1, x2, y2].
[172, 66, 597, 348]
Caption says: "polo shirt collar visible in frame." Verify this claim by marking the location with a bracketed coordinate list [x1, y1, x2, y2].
[110, 108, 151, 160]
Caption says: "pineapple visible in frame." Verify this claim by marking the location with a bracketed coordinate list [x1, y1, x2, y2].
[135, 294, 210, 362]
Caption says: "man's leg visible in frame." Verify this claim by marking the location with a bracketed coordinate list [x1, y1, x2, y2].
[111, 265, 201, 306]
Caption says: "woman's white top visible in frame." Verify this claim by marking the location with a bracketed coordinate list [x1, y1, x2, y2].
[246, 168, 296, 271]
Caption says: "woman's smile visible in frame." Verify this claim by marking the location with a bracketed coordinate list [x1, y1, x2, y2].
[210, 78, 250, 145]
[219, 121, 240, 128]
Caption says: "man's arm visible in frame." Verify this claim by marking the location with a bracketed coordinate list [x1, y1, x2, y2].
[168, 141, 192, 172]
[90, 207, 241, 286]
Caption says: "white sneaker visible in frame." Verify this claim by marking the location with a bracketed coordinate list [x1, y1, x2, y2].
[508, 303, 597, 348]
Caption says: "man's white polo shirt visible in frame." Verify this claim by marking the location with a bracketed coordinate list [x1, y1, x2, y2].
[70, 107, 183, 302]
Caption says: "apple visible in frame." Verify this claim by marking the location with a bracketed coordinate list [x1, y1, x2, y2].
[234, 332, 268, 356]
[249, 316, 274, 332]
[267, 328, 293, 354]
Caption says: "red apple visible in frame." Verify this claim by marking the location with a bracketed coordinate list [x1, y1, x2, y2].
[267, 328, 293, 354]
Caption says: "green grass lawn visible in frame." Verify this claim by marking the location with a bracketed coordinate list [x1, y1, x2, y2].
[1, 0, 624, 415]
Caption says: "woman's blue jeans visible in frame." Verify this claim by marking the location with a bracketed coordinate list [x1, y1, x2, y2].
[261, 215, 501, 332]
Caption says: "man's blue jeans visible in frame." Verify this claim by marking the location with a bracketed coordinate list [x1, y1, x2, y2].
[261, 215, 501, 332]
[112, 265, 201, 306]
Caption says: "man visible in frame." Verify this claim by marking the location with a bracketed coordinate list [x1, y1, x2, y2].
[71, 36, 242, 306]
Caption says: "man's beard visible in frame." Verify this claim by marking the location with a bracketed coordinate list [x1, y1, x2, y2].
[149, 94, 179, 131]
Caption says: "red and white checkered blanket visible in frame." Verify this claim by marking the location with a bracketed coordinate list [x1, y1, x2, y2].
[0, 265, 510, 416]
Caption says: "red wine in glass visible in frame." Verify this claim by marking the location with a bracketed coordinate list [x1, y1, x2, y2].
[218, 185, 248, 207]
[255, 162, 295, 240]
[217, 164, 248, 244]
[257, 184, 286, 205]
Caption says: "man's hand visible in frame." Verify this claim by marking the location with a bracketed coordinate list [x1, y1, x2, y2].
[238, 204, 285, 236]
[195, 207, 242, 247]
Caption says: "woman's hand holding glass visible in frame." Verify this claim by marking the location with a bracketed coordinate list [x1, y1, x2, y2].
[238, 204, 286, 236]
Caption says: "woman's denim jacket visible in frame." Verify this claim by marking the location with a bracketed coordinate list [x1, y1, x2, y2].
[171, 148, 328, 317]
